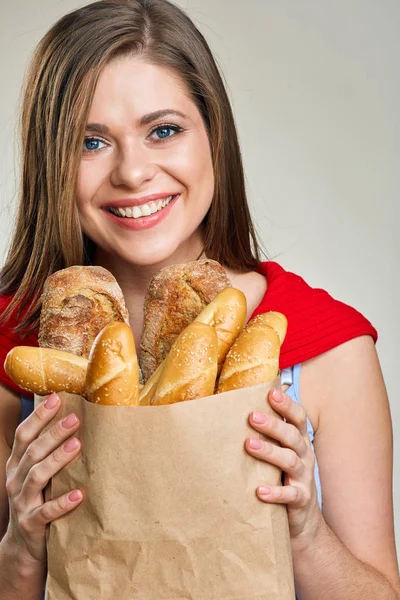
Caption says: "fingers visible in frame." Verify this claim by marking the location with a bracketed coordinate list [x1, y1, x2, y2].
[8, 393, 62, 468]
[245, 389, 317, 513]
[19, 436, 81, 505]
[248, 410, 309, 460]
[256, 485, 311, 507]
[244, 437, 305, 478]
[268, 388, 309, 439]
[16, 412, 80, 485]
[18, 490, 84, 535]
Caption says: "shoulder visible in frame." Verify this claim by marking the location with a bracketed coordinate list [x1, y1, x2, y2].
[224, 268, 267, 322]
[253, 261, 378, 369]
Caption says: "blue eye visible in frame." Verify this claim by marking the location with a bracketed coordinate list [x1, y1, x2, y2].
[83, 137, 107, 152]
[150, 125, 182, 141]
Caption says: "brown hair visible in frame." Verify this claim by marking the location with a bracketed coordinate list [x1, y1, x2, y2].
[0, 0, 266, 335]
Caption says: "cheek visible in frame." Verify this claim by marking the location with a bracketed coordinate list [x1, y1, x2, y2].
[168, 133, 214, 192]
[75, 166, 90, 212]
[75, 161, 105, 212]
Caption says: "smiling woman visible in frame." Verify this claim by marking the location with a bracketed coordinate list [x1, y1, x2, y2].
[0, 0, 260, 335]
[76, 59, 215, 257]
[0, 1, 399, 600]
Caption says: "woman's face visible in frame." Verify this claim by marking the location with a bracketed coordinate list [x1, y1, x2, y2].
[76, 56, 214, 267]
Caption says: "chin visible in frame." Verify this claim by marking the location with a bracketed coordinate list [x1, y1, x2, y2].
[118, 241, 190, 269]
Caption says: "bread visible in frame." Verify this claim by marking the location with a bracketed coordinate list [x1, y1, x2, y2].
[194, 287, 247, 372]
[151, 321, 218, 406]
[4, 346, 88, 396]
[217, 312, 287, 393]
[86, 322, 140, 406]
[139, 362, 163, 406]
[139, 287, 247, 406]
[139, 259, 230, 382]
[39, 266, 129, 359]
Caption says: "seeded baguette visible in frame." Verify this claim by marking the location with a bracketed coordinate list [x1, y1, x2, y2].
[86, 321, 140, 406]
[139, 287, 247, 406]
[217, 312, 287, 393]
[4, 346, 88, 397]
[151, 321, 218, 406]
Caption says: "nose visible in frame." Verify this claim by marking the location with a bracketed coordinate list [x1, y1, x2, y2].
[110, 142, 158, 189]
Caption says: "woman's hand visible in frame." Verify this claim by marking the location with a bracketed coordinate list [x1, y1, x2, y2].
[245, 388, 323, 547]
[4, 392, 83, 569]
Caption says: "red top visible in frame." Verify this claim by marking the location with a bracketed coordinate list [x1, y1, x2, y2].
[0, 261, 377, 398]
[252, 261, 377, 368]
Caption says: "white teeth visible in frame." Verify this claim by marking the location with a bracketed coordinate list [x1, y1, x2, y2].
[141, 204, 151, 216]
[110, 195, 176, 219]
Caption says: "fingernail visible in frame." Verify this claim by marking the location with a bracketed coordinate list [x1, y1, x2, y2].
[251, 411, 267, 424]
[64, 438, 80, 452]
[62, 413, 79, 429]
[44, 393, 60, 409]
[272, 389, 284, 403]
[69, 490, 83, 502]
[249, 438, 263, 450]
[258, 486, 272, 495]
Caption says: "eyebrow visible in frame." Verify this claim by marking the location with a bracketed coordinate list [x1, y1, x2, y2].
[86, 109, 188, 134]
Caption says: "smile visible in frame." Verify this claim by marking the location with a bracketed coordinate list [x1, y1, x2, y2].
[108, 195, 178, 219]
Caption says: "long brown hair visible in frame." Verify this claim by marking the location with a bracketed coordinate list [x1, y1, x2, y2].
[0, 0, 266, 335]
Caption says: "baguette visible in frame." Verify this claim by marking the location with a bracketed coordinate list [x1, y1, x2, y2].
[4, 346, 88, 396]
[151, 321, 218, 406]
[217, 312, 287, 393]
[194, 287, 247, 373]
[139, 287, 247, 406]
[86, 322, 140, 406]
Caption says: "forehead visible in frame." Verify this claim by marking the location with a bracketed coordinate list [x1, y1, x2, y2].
[88, 56, 194, 118]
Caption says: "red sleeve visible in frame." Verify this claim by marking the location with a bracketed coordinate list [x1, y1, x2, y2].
[253, 262, 378, 370]
[0, 295, 38, 397]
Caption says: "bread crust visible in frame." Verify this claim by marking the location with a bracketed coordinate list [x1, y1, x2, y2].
[139, 259, 230, 382]
[151, 321, 218, 406]
[217, 312, 288, 393]
[39, 266, 129, 359]
[4, 346, 88, 397]
[86, 322, 139, 406]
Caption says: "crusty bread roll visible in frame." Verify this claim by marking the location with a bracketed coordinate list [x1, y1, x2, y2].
[139, 287, 247, 406]
[140, 259, 230, 383]
[4, 346, 88, 396]
[217, 312, 287, 393]
[39, 266, 129, 359]
[151, 321, 218, 406]
[86, 322, 139, 406]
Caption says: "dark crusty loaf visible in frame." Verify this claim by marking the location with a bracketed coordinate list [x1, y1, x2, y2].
[39, 266, 129, 359]
[139, 259, 231, 383]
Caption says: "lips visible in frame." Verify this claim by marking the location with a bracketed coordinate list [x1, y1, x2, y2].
[102, 193, 180, 231]
[107, 195, 177, 219]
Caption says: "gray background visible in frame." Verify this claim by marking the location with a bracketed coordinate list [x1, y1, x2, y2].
[0, 0, 399, 547]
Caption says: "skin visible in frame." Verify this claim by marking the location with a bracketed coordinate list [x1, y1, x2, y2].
[0, 57, 399, 599]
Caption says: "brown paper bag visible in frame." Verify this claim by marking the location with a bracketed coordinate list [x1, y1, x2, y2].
[38, 381, 295, 599]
